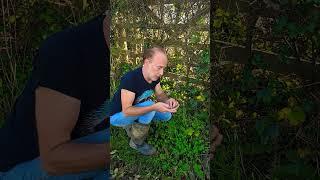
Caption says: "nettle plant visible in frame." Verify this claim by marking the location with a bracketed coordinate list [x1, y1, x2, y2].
[212, 7, 246, 43]
[216, 55, 312, 134]
[272, 0, 320, 64]
[147, 73, 209, 178]
[212, 0, 320, 178]
[212, 53, 318, 178]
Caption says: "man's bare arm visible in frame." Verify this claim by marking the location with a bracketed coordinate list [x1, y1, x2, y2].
[36, 86, 109, 175]
[154, 83, 169, 103]
[121, 89, 175, 116]
[121, 89, 155, 117]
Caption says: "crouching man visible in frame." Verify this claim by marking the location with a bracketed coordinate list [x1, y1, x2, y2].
[110, 46, 179, 155]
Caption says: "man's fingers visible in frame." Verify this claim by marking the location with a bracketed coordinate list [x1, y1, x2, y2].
[168, 106, 177, 113]
[163, 103, 170, 108]
[211, 125, 220, 140]
[173, 101, 178, 108]
[162, 106, 176, 113]
[211, 125, 223, 146]
[212, 134, 223, 147]
[169, 108, 177, 113]
[172, 102, 179, 109]
[171, 104, 179, 112]
[170, 101, 174, 108]
[209, 134, 223, 160]
[209, 125, 223, 160]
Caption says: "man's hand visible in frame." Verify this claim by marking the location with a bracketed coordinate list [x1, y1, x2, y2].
[209, 125, 223, 160]
[165, 98, 179, 109]
[153, 102, 177, 113]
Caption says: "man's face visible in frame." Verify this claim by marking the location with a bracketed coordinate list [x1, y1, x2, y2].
[144, 52, 168, 81]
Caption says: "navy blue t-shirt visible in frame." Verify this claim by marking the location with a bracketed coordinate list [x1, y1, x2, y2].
[0, 15, 110, 172]
[110, 67, 160, 115]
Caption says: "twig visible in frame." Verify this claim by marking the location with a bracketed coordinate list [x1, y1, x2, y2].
[290, 81, 320, 89]
[47, 0, 68, 7]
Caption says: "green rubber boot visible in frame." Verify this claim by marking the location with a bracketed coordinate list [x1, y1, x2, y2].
[124, 122, 157, 156]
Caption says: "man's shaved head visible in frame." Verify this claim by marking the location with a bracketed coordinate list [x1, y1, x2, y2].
[142, 46, 168, 83]
[142, 46, 166, 63]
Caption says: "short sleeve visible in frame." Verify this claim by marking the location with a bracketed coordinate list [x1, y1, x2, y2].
[36, 39, 83, 100]
[120, 74, 136, 94]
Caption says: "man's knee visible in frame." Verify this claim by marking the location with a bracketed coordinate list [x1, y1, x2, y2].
[154, 112, 172, 121]
[138, 110, 156, 124]
[162, 112, 172, 121]
[110, 112, 137, 127]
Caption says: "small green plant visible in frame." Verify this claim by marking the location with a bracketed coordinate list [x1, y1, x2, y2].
[111, 61, 210, 178]
[211, 54, 319, 178]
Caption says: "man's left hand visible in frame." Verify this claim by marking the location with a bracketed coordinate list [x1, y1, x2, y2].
[165, 98, 179, 110]
[210, 125, 223, 160]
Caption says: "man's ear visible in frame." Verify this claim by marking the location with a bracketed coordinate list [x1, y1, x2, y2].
[143, 58, 150, 65]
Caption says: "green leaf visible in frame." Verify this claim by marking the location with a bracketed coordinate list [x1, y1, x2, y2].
[288, 97, 297, 107]
[255, 119, 266, 136]
[228, 101, 235, 108]
[8, 16, 16, 23]
[190, 33, 201, 44]
[277, 107, 290, 120]
[194, 164, 204, 178]
[272, 162, 316, 179]
[185, 128, 194, 136]
[274, 16, 288, 33]
[288, 22, 302, 38]
[83, 0, 89, 10]
[213, 20, 222, 28]
[180, 162, 189, 172]
[216, 8, 224, 17]
[265, 124, 279, 140]
[302, 100, 314, 114]
[235, 110, 244, 119]
[257, 88, 272, 105]
[288, 107, 306, 126]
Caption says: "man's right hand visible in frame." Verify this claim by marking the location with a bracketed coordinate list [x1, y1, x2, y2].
[153, 102, 177, 113]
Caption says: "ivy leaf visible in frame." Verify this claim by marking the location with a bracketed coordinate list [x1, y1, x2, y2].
[257, 88, 272, 105]
[288, 97, 297, 107]
[288, 107, 306, 126]
[252, 112, 258, 119]
[265, 124, 280, 140]
[255, 119, 266, 136]
[213, 20, 222, 28]
[277, 107, 290, 120]
[8, 16, 16, 23]
[228, 101, 235, 108]
[274, 16, 288, 33]
[196, 95, 205, 102]
[190, 33, 201, 44]
[216, 8, 225, 17]
[302, 100, 314, 114]
[288, 22, 302, 38]
[236, 110, 244, 119]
